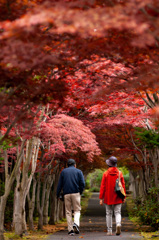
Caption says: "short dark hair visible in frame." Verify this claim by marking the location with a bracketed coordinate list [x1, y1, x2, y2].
[67, 158, 76, 167]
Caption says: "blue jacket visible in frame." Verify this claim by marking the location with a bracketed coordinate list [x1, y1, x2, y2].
[56, 166, 85, 197]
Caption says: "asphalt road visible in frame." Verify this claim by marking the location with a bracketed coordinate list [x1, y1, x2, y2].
[47, 192, 143, 240]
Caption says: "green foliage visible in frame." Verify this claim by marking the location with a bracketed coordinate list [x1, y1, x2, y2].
[123, 173, 129, 190]
[119, 167, 129, 190]
[82, 189, 92, 199]
[85, 178, 90, 189]
[86, 169, 105, 192]
[0, 140, 10, 150]
[0, 139, 18, 150]
[90, 186, 100, 192]
[0, 138, 19, 163]
[0, 140, 13, 164]
[119, 166, 129, 175]
[132, 187, 159, 230]
[81, 190, 92, 215]
[135, 127, 159, 149]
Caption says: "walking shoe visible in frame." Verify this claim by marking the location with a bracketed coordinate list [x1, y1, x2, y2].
[68, 230, 75, 236]
[106, 231, 112, 236]
[116, 225, 121, 235]
[73, 223, 80, 234]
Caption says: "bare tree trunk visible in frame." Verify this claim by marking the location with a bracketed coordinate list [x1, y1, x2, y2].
[27, 176, 37, 230]
[0, 233, 5, 240]
[0, 195, 8, 240]
[49, 170, 60, 225]
[150, 149, 159, 187]
[59, 200, 65, 220]
[43, 174, 54, 225]
[13, 137, 40, 236]
[56, 199, 65, 223]
[36, 174, 47, 230]
[149, 148, 159, 201]
[0, 140, 26, 239]
[129, 171, 139, 199]
[13, 174, 25, 236]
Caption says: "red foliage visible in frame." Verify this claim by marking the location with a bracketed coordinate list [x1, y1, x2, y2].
[0, 0, 159, 169]
[40, 114, 101, 162]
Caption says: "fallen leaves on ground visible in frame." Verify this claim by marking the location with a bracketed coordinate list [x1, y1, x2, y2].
[141, 231, 159, 239]
[4, 222, 67, 240]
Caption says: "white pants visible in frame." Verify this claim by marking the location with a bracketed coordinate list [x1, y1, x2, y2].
[105, 203, 122, 232]
[64, 193, 81, 232]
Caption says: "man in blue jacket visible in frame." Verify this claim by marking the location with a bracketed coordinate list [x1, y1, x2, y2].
[57, 158, 85, 236]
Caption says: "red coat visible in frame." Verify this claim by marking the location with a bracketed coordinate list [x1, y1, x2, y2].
[99, 167, 126, 205]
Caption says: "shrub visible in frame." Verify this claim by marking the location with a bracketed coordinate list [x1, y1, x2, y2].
[86, 169, 104, 191]
[132, 187, 159, 230]
[123, 173, 129, 190]
[119, 167, 129, 190]
[90, 186, 100, 192]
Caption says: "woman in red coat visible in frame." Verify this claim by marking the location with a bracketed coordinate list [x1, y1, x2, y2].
[99, 156, 126, 236]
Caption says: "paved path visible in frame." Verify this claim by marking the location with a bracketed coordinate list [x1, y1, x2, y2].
[47, 192, 142, 240]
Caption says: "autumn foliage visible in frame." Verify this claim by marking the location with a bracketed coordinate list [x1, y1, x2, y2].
[0, 0, 159, 237]
[0, 0, 158, 131]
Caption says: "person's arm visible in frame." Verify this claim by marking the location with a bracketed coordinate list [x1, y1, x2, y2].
[79, 171, 85, 195]
[56, 172, 63, 198]
[120, 172, 126, 202]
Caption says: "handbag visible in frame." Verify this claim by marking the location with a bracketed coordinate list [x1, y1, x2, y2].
[115, 171, 126, 199]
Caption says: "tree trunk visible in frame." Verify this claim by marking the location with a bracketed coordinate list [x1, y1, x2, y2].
[59, 200, 65, 220]
[149, 148, 159, 201]
[27, 176, 37, 230]
[0, 140, 26, 239]
[13, 180, 25, 236]
[56, 199, 65, 223]
[43, 174, 54, 225]
[129, 171, 138, 198]
[0, 233, 5, 240]
[0, 195, 8, 240]
[150, 148, 159, 187]
[13, 137, 40, 236]
[132, 152, 155, 200]
[49, 170, 60, 225]
[36, 174, 47, 230]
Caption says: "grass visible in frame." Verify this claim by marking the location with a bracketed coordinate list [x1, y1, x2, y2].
[4, 232, 48, 240]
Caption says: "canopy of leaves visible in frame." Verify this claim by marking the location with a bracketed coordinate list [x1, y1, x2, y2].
[0, 0, 159, 169]
[40, 114, 101, 161]
[0, 0, 159, 114]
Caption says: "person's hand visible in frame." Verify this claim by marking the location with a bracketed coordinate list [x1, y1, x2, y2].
[123, 198, 126, 203]
[100, 199, 103, 205]
[57, 195, 60, 201]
